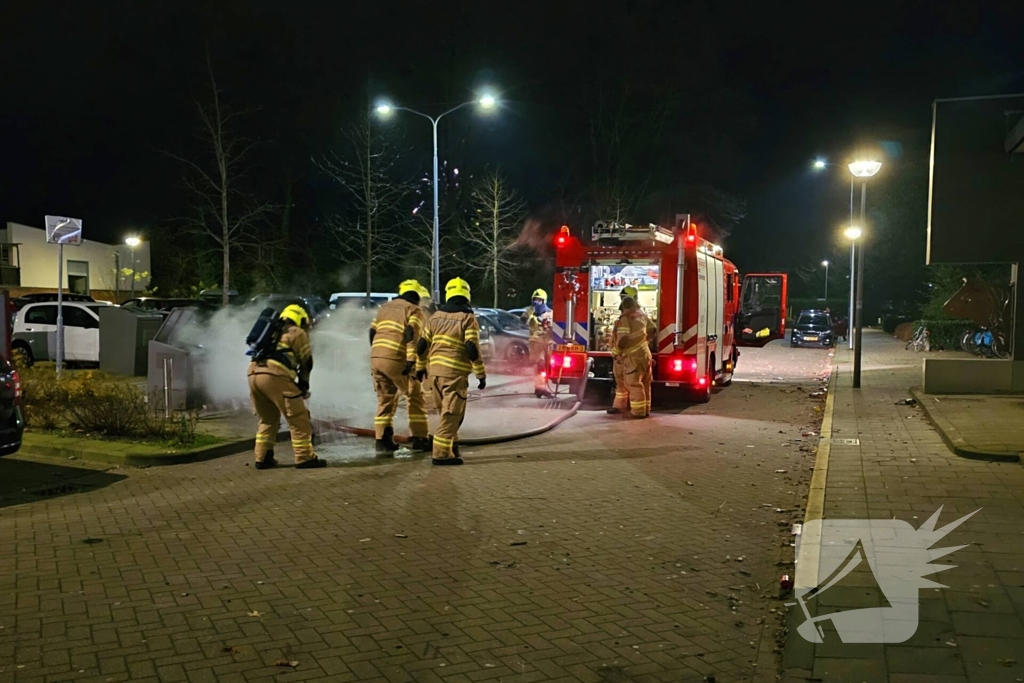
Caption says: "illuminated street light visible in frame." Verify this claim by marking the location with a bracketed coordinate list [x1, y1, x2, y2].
[125, 236, 141, 297]
[375, 92, 501, 301]
[849, 160, 882, 388]
[849, 160, 882, 177]
[821, 260, 830, 300]
[813, 159, 827, 169]
[844, 226, 862, 240]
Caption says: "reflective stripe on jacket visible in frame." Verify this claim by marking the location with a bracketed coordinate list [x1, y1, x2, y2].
[371, 299, 423, 363]
[421, 308, 486, 379]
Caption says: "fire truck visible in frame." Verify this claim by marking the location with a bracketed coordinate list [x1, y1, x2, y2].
[547, 217, 787, 402]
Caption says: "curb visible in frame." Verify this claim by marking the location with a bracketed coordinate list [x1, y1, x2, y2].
[19, 428, 289, 468]
[780, 360, 838, 674]
[909, 387, 1020, 463]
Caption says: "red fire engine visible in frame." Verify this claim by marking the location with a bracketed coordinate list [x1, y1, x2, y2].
[548, 217, 787, 402]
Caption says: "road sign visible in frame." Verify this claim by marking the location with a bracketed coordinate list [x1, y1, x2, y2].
[44, 215, 83, 245]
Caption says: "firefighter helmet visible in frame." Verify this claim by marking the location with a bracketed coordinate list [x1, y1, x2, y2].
[279, 304, 311, 328]
[619, 296, 638, 312]
[398, 279, 423, 296]
[416, 285, 431, 300]
[445, 277, 472, 302]
[531, 288, 548, 302]
[621, 285, 638, 299]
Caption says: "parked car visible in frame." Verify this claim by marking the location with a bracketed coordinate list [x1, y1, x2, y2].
[198, 288, 239, 305]
[12, 301, 107, 365]
[474, 308, 531, 364]
[19, 292, 97, 304]
[249, 294, 330, 325]
[0, 357, 23, 455]
[121, 297, 199, 314]
[791, 310, 834, 348]
[329, 292, 398, 310]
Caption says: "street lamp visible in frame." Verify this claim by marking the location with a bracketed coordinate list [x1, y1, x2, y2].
[821, 260, 829, 300]
[843, 226, 862, 350]
[848, 160, 881, 388]
[376, 91, 499, 301]
[125, 236, 141, 297]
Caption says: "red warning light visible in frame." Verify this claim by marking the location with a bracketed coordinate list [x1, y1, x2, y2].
[698, 376, 707, 387]
[556, 225, 570, 247]
[671, 358, 683, 373]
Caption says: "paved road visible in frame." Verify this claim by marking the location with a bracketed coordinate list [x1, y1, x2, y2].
[0, 340, 831, 683]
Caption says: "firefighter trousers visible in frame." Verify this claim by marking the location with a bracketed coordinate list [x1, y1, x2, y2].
[429, 374, 468, 460]
[371, 357, 429, 439]
[248, 372, 315, 463]
[622, 353, 652, 417]
[530, 339, 551, 391]
[612, 356, 628, 411]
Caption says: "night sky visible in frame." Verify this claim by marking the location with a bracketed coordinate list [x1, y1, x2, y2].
[3, 0, 1022, 284]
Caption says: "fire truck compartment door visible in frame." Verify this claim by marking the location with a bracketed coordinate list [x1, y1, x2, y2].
[736, 273, 788, 347]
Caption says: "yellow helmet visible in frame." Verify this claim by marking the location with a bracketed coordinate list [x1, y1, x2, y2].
[398, 279, 423, 296]
[445, 277, 471, 302]
[621, 285, 638, 299]
[416, 285, 431, 299]
[531, 288, 548, 302]
[279, 304, 310, 328]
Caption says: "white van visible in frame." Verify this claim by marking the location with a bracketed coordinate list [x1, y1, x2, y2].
[12, 302, 107, 364]
[329, 292, 398, 310]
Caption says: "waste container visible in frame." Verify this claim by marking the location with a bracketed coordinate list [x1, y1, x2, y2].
[147, 307, 207, 411]
[99, 307, 164, 376]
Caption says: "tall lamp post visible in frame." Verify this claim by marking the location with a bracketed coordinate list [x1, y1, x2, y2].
[125, 236, 141, 297]
[813, 159, 857, 347]
[848, 160, 882, 389]
[843, 226, 862, 350]
[376, 93, 498, 302]
[821, 260, 829, 300]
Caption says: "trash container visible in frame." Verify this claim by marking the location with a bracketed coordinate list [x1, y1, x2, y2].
[99, 307, 164, 376]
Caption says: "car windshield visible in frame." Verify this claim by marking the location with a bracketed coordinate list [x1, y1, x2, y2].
[489, 311, 528, 331]
[797, 314, 830, 327]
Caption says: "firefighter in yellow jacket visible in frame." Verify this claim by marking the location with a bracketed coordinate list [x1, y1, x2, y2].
[525, 288, 555, 398]
[248, 305, 325, 469]
[370, 279, 431, 456]
[608, 287, 656, 415]
[416, 277, 486, 466]
[609, 295, 654, 418]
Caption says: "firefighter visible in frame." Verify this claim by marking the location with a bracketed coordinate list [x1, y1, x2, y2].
[609, 295, 653, 419]
[370, 279, 431, 456]
[416, 277, 486, 466]
[248, 304, 325, 469]
[608, 286, 656, 415]
[525, 288, 554, 398]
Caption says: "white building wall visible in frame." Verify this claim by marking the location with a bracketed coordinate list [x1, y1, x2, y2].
[2, 222, 152, 292]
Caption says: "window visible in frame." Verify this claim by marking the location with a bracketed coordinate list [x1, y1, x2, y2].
[24, 305, 58, 326]
[64, 306, 99, 329]
[797, 314, 830, 328]
[67, 260, 90, 295]
[726, 274, 734, 303]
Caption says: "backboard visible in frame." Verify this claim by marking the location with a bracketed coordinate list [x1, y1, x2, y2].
[927, 95, 1024, 265]
[44, 215, 83, 245]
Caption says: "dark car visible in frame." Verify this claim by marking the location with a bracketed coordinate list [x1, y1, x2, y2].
[121, 297, 199, 314]
[249, 295, 330, 325]
[474, 308, 531, 364]
[791, 310, 834, 348]
[0, 358, 24, 455]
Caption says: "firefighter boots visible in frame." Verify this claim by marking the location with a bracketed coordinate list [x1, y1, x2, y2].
[535, 388, 554, 399]
[410, 436, 432, 453]
[375, 426, 400, 457]
[295, 456, 326, 469]
[606, 407, 623, 415]
[254, 450, 277, 470]
[432, 456, 464, 466]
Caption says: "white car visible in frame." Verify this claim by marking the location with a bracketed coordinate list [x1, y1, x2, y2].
[12, 301, 108, 365]
[329, 292, 398, 310]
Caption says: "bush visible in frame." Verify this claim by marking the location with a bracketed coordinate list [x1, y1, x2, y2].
[20, 366, 201, 446]
[912, 319, 973, 351]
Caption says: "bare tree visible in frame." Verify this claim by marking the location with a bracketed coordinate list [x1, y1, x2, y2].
[165, 54, 277, 305]
[317, 118, 411, 299]
[458, 169, 528, 307]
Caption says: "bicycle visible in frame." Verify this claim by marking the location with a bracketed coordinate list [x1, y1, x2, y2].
[906, 325, 930, 352]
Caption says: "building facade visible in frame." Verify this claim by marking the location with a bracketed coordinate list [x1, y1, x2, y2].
[1, 222, 152, 302]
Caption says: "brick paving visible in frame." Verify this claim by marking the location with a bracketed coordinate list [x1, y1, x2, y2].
[913, 391, 1024, 460]
[783, 330, 1024, 683]
[0, 344, 830, 683]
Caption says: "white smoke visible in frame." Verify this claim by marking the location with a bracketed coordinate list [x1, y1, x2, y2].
[170, 303, 376, 421]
